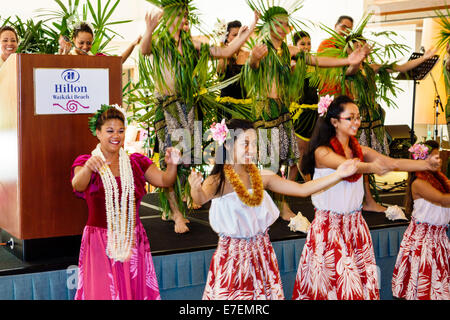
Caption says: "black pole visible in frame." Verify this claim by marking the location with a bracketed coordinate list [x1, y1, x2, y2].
[410, 80, 417, 145]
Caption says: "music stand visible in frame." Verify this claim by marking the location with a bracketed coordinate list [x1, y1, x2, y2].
[396, 53, 440, 144]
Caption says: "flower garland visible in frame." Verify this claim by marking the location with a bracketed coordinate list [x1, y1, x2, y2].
[92, 144, 136, 262]
[329, 136, 364, 182]
[224, 164, 264, 206]
[416, 170, 450, 194]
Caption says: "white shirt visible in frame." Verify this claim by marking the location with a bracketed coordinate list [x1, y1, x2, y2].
[412, 198, 450, 226]
[209, 190, 279, 238]
[311, 167, 364, 214]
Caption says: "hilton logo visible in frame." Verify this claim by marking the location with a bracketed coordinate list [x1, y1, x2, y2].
[61, 69, 80, 83]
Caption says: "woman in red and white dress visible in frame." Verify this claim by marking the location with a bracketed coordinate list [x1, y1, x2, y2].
[391, 140, 450, 300]
[291, 95, 442, 300]
[189, 119, 360, 300]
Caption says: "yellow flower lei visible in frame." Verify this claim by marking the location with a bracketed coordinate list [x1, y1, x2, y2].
[224, 164, 264, 207]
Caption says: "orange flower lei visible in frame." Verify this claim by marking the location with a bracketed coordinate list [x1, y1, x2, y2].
[224, 164, 264, 207]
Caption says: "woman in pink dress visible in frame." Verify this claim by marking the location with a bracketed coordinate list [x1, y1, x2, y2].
[392, 140, 450, 300]
[291, 95, 442, 300]
[71, 105, 180, 300]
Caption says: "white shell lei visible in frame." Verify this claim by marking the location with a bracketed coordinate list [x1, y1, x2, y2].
[92, 144, 136, 262]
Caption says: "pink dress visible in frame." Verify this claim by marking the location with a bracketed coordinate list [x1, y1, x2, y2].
[71, 153, 160, 300]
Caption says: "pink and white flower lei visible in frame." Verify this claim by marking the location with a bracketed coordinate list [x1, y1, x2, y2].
[318, 95, 334, 117]
[210, 119, 230, 145]
[408, 143, 429, 160]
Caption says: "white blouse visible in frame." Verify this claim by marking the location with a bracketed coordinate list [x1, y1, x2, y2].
[311, 167, 364, 214]
[412, 198, 450, 226]
[209, 190, 279, 238]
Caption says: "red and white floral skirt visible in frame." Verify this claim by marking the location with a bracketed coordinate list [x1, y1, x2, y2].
[392, 218, 450, 300]
[292, 208, 380, 300]
[202, 231, 284, 300]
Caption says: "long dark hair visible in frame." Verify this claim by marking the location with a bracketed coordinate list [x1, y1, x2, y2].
[404, 140, 440, 214]
[301, 95, 355, 175]
[210, 118, 255, 196]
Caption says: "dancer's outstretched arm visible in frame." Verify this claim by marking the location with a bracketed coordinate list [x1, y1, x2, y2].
[263, 159, 359, 197]
[362, 146, 441, 173]
[307, 44, 370, 68]
[387, 48, 437, 73]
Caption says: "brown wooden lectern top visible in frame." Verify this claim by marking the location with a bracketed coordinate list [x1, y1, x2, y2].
[0, 53, 122, 240]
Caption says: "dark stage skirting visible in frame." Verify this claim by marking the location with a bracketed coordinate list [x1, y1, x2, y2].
[0, 192, 431, 300]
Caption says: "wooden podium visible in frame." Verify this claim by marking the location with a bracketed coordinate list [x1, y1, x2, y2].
[0, 53, 122, 261]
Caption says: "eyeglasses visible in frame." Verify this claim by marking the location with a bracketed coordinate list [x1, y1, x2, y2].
[339, 116, 361, 122]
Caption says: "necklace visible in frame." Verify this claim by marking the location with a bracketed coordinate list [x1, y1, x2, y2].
[223, 164, 264, 207]
[92, 144, 136, 262]
[329, 136, 364, 183]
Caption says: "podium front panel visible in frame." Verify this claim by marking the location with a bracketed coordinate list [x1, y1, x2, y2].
[1, 53, 122, 240]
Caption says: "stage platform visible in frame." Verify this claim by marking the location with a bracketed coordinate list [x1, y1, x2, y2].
[0, 192, 416, 300]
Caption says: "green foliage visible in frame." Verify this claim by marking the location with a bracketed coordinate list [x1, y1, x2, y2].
[315, 13, 409, 109]
[246, 0, 306, 42]
[2, 16, 60, 54]
[435, 5, 450, 49]
[1, 0, 131, 55]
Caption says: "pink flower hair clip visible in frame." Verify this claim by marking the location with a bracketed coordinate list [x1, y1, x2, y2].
[318, 95, 334, 117]
[408, 143, 430, 160]
[209, 119, 230, 145]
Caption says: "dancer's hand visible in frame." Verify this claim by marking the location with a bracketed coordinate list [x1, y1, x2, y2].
[58, 35, 71, 55]
[423, 47, 438, 60]
[348, 45, 370, 65]
[132, 35, 142, 46]
[426, 154, 442, 171]
[336, 159, 359, 178]
[188, 169, 203, 190]
[371, 158, 389, 176]
[145, 8, 163, 32]
[251, 44, 268, 61]
[84, 156, 109, 173]
[238, 25, 249, 38]
[165, 147, 181, 166]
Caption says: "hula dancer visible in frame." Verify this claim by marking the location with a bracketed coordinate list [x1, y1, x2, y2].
[292, 95, 441, 300]
[392, 141, 449, 300]
[140, 1, 259, 233]
[71, 104, 181, 299]
[215, 20, 253, 120]
[189, 119, 359, 300]
[242, 0, 369, 221]
[289, 30, 319, 182]
[316, 14, 437, 213]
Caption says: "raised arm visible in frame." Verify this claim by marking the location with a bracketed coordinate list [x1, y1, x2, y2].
[141, 9, 163, 56]
[144, 147, 180, 187]
[209, 11, 259, 59]
[121, 35, 142, 64]
[263, 159, 359, 197]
